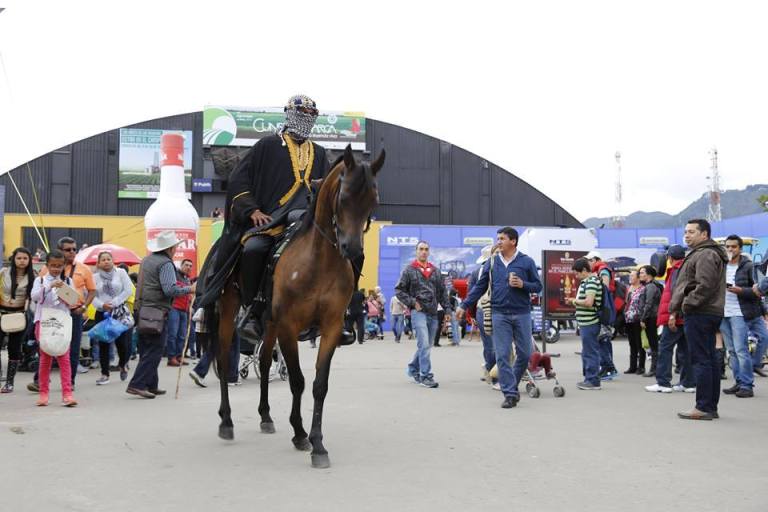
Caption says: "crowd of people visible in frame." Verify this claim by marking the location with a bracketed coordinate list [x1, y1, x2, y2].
[391, 220, 768, 420]
[0, 232, 207, 404]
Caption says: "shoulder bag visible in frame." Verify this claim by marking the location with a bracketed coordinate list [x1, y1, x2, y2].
[479, 260, 493, 334]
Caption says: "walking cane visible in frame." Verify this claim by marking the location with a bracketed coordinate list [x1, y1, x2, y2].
[175, 300, 195, 400]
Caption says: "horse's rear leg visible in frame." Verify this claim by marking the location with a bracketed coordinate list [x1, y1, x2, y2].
[217, 284, 239, 441]
[258, 322, 277, 434]
[309, 316, 342, 469]
[277, 327, 311, 452]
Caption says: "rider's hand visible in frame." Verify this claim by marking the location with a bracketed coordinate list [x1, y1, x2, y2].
[51, 280, 64, 289]
[250, 209, 272, 227]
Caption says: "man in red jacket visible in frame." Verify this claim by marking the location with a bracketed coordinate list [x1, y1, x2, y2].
[166, 259, 193, 367]
[645, 245, 695, 393]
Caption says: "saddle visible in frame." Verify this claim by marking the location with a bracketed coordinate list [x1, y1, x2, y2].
[237, 217, 319, 344]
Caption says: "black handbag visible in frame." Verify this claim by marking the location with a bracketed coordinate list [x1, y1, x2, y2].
[137, 306, 166, 335]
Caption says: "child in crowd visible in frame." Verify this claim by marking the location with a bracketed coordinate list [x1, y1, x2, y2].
[30, 250, 78, 407]
[529, 351, 556, 380]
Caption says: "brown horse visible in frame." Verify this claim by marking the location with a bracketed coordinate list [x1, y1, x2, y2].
[212, 144, 384, 468]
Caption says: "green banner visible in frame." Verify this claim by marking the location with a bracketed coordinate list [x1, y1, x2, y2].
[118, 129, 193, 199]
[203, 106, 366, 150]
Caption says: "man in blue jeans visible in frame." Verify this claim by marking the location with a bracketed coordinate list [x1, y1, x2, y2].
[719, 235, 766, 398]
[458, 227, 542, 408]
[569, 258, 603, 390]
[396, 241, 451, 389]
[166, 259, 193, 366]
[669, 219, 727, 420]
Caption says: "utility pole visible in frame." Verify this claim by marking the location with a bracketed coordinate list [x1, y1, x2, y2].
[706, 147, 722, 223]
[611, 151, 625, 228]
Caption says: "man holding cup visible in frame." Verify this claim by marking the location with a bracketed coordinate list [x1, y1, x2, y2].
[457, 227, 542, 408]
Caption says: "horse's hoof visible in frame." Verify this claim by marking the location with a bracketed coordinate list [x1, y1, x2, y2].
[260, 422, 276, 434]
[292, 436, 312, 451]
[311, 453, 331, 469]
[218, 426, 234, 441]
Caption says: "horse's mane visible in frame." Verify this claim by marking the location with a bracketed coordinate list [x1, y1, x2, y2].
[297, 154, 345, 236]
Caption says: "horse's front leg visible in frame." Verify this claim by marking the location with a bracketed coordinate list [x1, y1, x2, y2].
[308, 315, 342, 469]
[258, 321, 277, 434]
[216, 284, 239, 441]
[276, 325, 311, 452]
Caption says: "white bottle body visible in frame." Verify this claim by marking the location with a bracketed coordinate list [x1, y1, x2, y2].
[144, 133, 200, 275]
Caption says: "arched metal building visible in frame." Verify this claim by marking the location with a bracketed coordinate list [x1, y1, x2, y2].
[1, 111, 581, 248]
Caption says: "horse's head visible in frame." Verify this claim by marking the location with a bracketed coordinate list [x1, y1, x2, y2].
[334, 144, 385, 260]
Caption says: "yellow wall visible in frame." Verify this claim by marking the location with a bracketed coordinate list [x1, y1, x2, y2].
[4, 214, 388, 290]
[360, 220, 390, 293]
[3, 214, 218, 270]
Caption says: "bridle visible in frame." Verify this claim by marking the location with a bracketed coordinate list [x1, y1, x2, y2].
[312, 164, 374, 262]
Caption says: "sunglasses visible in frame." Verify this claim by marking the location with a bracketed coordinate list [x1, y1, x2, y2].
[296, 106, 318, 116]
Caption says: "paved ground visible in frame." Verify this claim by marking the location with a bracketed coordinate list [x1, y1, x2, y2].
[1, 332, 765, 512]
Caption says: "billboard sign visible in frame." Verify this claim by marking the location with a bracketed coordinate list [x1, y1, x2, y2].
[541, 250, 588, 320]
[118, 129, 193, 199]
[203, 106, 366, 150]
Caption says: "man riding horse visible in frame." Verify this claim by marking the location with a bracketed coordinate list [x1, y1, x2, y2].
[200, 94, 357, 343]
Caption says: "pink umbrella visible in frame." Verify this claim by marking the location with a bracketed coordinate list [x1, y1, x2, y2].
[74, 243, 142, 266]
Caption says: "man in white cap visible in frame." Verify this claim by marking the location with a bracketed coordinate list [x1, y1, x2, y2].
[468, 244, 496, 383]
[127, 231, 196, 399]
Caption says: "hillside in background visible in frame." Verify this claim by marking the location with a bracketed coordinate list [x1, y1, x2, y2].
[583, 184, 768, 228]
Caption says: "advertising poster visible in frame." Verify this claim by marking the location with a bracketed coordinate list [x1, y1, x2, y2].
[146, 228, 198, 277]
[542, 250, 588, 320]
[118, 129, 193, 199]
[203, 106, 366, 150]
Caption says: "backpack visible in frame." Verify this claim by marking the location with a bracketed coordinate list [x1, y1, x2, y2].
[598, 281, 616, 328]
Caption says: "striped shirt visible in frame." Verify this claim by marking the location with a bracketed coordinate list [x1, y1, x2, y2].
[575, 275, 602, 327]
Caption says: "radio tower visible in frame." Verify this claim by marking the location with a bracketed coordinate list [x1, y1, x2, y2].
[707, 147, 722, 223]
[611, 151, 625, 228]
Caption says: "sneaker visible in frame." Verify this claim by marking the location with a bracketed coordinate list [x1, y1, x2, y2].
[406, 369, 421, 384]
[735, 388, 754, 398]
[228, 380, 242, 387]
[672, 384, 695, 393]
[119, 367, 128, 381]
[546, 370, 557, 380]
[89, 361, 100, 369]
[420, 377, 439, 388]
[77, 364, 90, 374]
[645, 384, 672, 393]
[36, 393, 49, 406]
[577, 381, 601, 390]
[600, 368, 619, 381]
[167, 358, 181, 367]
[501, 395, 519, 408]
[96, 376, 110, 386]
[491, 382, 501, 391]
[189, 370, 206, 388]
[27, 381, 39, 393]
[62, 396, 78, 407]
[722, 383, 740, 395]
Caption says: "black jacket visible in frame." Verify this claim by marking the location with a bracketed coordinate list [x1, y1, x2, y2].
[395, 263, 450, 316]
[348, 290, 366, 316]
[730, 255, 763, 321]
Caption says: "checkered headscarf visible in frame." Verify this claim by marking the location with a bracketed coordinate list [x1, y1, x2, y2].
[281, 94, 318, 140]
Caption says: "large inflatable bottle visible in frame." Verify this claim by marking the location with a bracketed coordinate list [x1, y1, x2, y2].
[145, 133, 200, 276]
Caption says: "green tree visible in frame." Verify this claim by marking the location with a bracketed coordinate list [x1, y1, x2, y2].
[758, 194, 768, 212]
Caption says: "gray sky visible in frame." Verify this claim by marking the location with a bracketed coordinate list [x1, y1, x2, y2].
[1, 0, 766, 221]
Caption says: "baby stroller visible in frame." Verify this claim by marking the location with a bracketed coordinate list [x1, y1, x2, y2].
[523, 351, 566, 398]
[239, 338, 288, 381]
